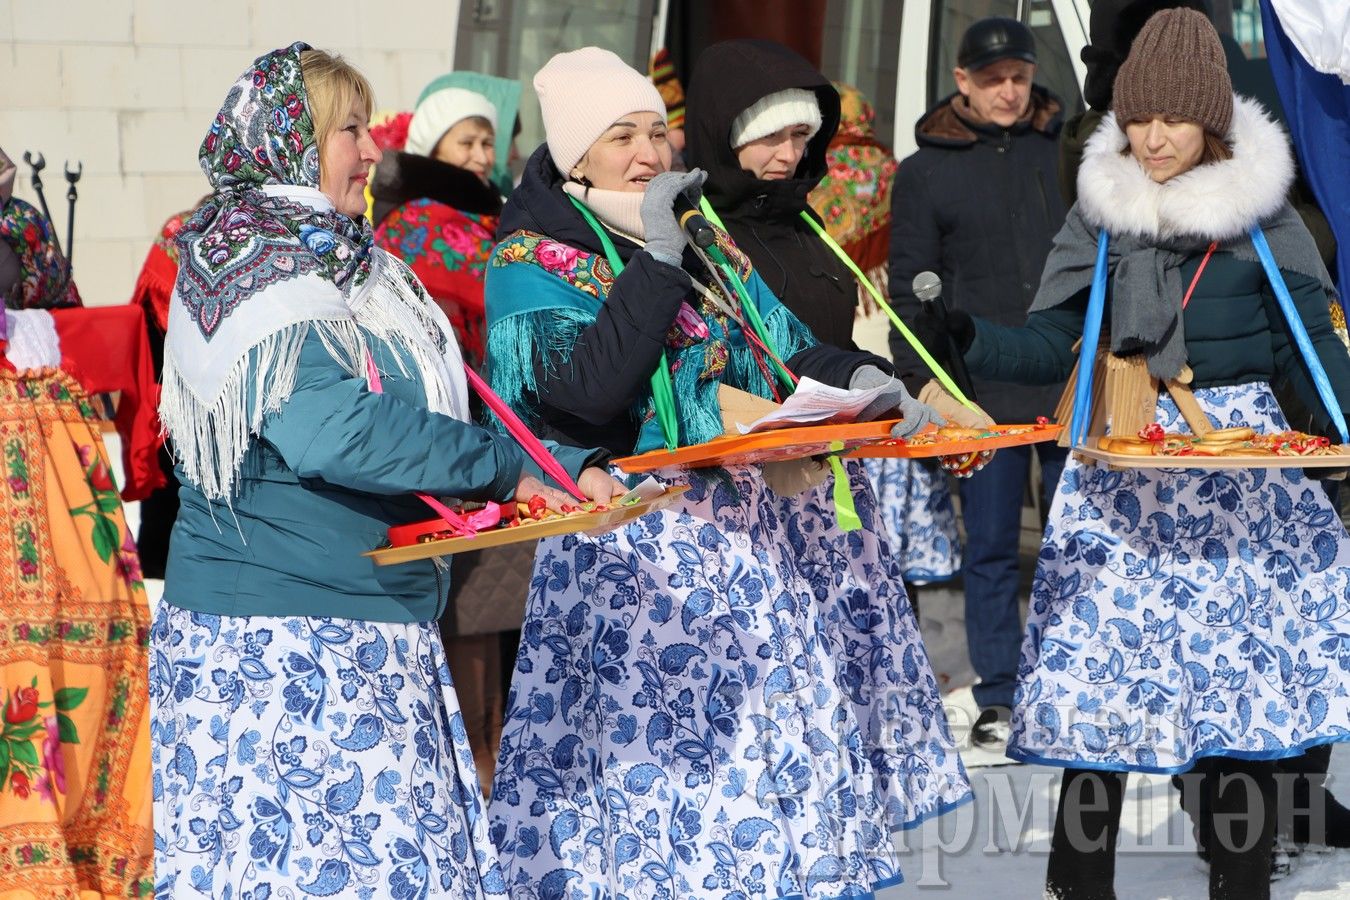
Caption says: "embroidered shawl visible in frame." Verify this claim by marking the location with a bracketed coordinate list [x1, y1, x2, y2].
[485, 225, 812, 453]
[161, 42, 468, 502]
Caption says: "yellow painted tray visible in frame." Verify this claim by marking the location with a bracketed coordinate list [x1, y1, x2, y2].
[1074, 437, 1350, 469]
[847, 423, 1062, 458]
[365, 487, 690, 565]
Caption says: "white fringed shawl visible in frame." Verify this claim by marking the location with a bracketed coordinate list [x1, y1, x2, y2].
[161, 190, 468, 504]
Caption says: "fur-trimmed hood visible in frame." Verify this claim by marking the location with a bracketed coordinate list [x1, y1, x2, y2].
[1077, 94, 1293, 243]
[915, 86, 1063, 148]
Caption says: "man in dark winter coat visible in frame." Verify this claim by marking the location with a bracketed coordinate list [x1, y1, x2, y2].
[889, 17, 1068, 747]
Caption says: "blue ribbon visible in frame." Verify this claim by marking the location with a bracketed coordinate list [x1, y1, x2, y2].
[1250, 224, 1349, 443]
[1070, 230, 1110, 447]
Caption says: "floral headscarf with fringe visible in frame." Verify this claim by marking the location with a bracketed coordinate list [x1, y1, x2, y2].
[176, 41, 372, 338]
[162, 42, 467, 503]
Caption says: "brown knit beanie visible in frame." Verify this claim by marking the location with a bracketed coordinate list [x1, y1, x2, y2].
[1112, 8, 1233, 136]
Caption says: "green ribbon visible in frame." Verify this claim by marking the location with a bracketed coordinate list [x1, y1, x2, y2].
[698, 198, 862, 531]
[568, 196, 680, 451]
[700, 241, 796, 392]
[796, 210, 978, 412]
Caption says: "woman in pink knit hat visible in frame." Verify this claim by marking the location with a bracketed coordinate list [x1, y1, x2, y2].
[482, 46, 968, 900]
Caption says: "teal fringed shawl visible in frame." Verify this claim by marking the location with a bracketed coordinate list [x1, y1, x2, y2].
[484, 228, 813, 453]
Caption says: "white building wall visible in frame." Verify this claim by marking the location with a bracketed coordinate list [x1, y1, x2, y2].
[1, 0, 461, 307]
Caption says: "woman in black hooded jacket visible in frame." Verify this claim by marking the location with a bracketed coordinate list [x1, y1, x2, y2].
[685, 39, 859, 352]
[684, 40, 987, 620]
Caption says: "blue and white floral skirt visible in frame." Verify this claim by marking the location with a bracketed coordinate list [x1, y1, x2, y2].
[770, 459, 971, 829]
[861, 457, 962, 584]
[1009, 383, 1350, 773]
[149, 601, 507, 899]
[488, 464, 968, 900]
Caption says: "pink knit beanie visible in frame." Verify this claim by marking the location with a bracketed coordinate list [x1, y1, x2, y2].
[533, 47, 668, 175]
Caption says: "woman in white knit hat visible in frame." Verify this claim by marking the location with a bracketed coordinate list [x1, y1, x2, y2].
[482, 46, 968, 899]
[370, 71, 529, 795]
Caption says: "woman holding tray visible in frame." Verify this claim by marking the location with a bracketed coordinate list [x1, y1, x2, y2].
[151, 44, 620, 899]
[682, 41, 981, 620]
[921, 10, 1350, 898]
[483, 47, 970, 900]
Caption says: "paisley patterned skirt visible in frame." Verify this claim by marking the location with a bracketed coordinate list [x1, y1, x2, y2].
[149, 602, 507, 899]
[770, 459, 970, 829]
[488, 464, 965, 900]
[861, 457, 961, 584]
[1010, 383, 1350, 773]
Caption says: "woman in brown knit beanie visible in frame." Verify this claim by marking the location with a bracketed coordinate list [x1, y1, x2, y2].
[927, 8, 1350, 898]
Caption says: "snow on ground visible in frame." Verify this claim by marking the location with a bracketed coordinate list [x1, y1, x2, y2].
[883, 582, 1350, 898]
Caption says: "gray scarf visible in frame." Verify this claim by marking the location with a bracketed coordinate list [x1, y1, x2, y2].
[1031, 202, 1335, 380]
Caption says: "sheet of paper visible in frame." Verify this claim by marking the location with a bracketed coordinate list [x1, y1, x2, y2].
[735, 376, 888, 434]
[617, 475, 667, 506]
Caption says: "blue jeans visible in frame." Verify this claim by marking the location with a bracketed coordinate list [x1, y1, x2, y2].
[958, 442, 1067, 711]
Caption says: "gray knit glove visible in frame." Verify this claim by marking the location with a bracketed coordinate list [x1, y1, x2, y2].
[849, 364, 946, 437]
[639, 168, 707, 266]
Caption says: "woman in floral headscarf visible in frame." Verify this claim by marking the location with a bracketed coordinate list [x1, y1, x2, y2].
[150, 44, 618, 899]
[0, 147, 81, 309]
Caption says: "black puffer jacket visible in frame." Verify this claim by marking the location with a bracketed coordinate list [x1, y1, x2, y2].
[684, 40, 860, 353]
[888, 87, 1067, 422]
[492, 144, 885, 455]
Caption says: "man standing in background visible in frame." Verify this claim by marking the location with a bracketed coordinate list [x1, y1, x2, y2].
[888, 17, 1068, 749]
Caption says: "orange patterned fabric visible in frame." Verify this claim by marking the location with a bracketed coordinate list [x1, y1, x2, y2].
[0, 367, 153, 898]
[807, 83, 898, 276]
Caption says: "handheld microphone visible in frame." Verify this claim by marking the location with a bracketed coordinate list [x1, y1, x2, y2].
[913, 270, 978, 401]
[673, 193, 717, 249]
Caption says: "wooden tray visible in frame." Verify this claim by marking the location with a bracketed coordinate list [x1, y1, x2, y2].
[365, 486, 690, 565]
[847, 424, 1063, 459]
[1074, 439, 1350, 470]
[612, 421, 899, 474]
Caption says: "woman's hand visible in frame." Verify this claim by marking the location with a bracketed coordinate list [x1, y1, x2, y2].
[513, 475, 575, 513]
[578, 467, 628, 503]
[639, 168, 707, 266]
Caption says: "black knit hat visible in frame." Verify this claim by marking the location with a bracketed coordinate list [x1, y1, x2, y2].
[957, 18, 1037, 72]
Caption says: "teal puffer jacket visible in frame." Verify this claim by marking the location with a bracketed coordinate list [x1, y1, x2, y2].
[164, 329, 603, 623]
[964, 250, 1350, 437]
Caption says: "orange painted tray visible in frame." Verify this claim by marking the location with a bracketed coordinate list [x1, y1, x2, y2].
[365, 487, 690, 565]
[613, 420, 900, 474]
[847, 423, 1063, 459]
[1074, 438, 1350, 470]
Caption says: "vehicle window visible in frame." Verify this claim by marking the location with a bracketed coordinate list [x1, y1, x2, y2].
[819, 0, 906, 150]
[454, 0, 656, 179]
[1225, 0, 1265, 59]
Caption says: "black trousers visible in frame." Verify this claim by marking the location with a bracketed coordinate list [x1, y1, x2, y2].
[1046, 760, 1276, 900]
